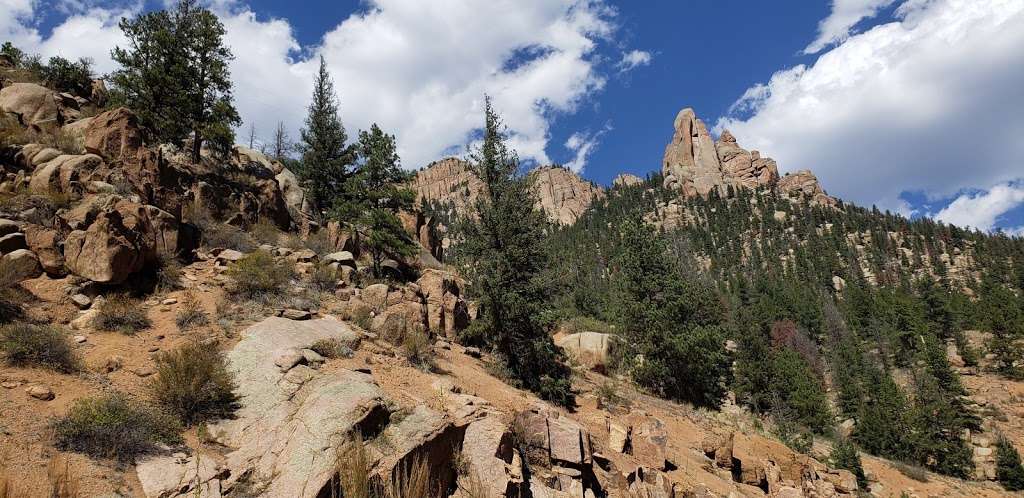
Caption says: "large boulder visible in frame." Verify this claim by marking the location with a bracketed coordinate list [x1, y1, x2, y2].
[23, 225, 65, 276]
[0, 83, 61, 129]
[1, 249, 42, 282]
[555, 332, 611, 371]
[275, 166, 309, 218]
[63, 210, 145, 284]
[201, 317, 381, 498]
[457, 416, 527, 498]
[29, 153, 104, 194]
[416, 269, 470, 337]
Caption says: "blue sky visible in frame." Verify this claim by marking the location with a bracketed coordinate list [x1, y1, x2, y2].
[3, 0, 1024, 234]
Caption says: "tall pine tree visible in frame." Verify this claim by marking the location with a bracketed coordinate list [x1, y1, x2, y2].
[457, 98, 572, 407]
[299, 56, 355, 217]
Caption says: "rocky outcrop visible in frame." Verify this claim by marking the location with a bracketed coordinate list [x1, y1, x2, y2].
[778, 170, 836, 207]
[531, 166, 605, 225]
[661, 108, 833, 206]
[613, 173, 643, 188]
[413, 158, 603, 226]
[0, 83, 62, 130]
[555, 332, 612, 371]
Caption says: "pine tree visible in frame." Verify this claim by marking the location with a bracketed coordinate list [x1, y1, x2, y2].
[830, 437, 868, 489]
[335, 124, 417, 276]
[299, 56, 355, 216]
[111, 0, 240, 162]
[996, 435, 1024, 491]
[907, 370, 974, 478]
[456, 98, 572, 406]
[612, 217, 731, 409]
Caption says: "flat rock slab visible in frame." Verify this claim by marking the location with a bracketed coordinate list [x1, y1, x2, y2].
[200, 317, 381, 498]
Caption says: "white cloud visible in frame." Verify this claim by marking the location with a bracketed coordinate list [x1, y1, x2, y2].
[563, 122, 610, 173]
[717, 0, 1024, 213]
[933, 182, 1024, 232]
[804, 0, 898, 54]
[616, 49, 650, 73]
[3, 0, 625, 170]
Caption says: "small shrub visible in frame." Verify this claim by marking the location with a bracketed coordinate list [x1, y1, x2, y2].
[52, 392, 182, 462]
[0, 322, 80, 373]
[175, 291, 209, 331]
[155, 255, 184, 292]
[226, 250, 293, 302]
[401, 327, 433, 371]
[149, 341, 239, 426]
[596, 380, 629, 410]
[894, 461, 929, 482]
[997, 435, 1024, 491]
[308, 263, 339, 293]
[311, 338, 354, 359]
[302, 230, 333, 255]
[94, 294, 151, 334]
[250, 219, 283, 246]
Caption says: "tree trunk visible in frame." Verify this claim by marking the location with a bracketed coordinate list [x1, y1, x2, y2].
[191, 133, 202, 165]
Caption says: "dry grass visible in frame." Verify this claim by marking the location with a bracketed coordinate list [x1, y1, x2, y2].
[895, 461, 930, 482]
[94, 294, 151, 334]
[155, 255, 184, 293]
[384, 455, 433, 498]
[327, 432, 438, 498]
[174, 291, 209, 331]
[400, 327, 433, 371]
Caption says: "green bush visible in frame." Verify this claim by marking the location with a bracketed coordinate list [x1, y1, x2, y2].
[226, 250, 293, 302]
[149, 341, 239, 426]
[39, 56, 94, 96]
[830, 437, 868, 489]
[997, 435, 1024, 491]
[0, 322, 80, 373]
[94, 294, 151, 334]
[52, 392, 182, 462]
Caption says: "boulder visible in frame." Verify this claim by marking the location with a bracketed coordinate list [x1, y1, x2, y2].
[362, 283, 390, 312]
[458, 416, 527, 498]
[63, 210, 144, 284]
[0, 232, 27, 254]
[323, 251, 356, 268]
[29, 153, 104, 194]
[416, 269, 470, 337]
[136, 453, 223, 498]
[555, 332, 611, 371]
[0, 83, 61, 129]
[275, 167, 309, 218]
[204, 317, 375, 498]
[0, 219, 19, 237]
[1, 249, 42, 281]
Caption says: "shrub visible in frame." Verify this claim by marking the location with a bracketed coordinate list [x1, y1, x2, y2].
[0, 322, 80, 373]
[997, 435, 1024, 491]
[52, 392, 182, 462]
[38, 56, 94, 96]
[94, 294, 151, 334]
[250, 219, 283, 246]
[155, 255, 184, 292]
[894, 461, 929, 482]
[226, 250, 293, 302]
[175, 291, 209, 331]
[401, 327, 433, 371]
[596, 380, 629, 410]
[310, 338, 354, 359]
[308, 263, 339, 293]
[149, 341, 239, 426]
[830, 437, 868, 489]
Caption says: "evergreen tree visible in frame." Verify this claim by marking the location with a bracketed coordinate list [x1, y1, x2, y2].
[612, 217, 731, 409]
[111, 0, 240, 162]
[456, 98, 572, 406]
[830, 437, 868, 489]
[299, 56, 355, 216]
[907, 370, 974, 478]
[996, 435, 1024, 491]
[335, 124, 417, 276]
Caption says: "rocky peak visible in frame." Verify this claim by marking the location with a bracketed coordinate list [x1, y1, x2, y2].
[661, 107, 831, 205]
[613, 173, 643, 188]
[530, 165, 605, 225]
[412, 158, 603, 225]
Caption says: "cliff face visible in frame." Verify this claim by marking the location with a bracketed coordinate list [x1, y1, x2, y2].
[662, 107, 834, 206]
[412, 159, 604, 226]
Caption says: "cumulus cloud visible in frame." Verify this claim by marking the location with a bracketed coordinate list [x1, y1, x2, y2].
[563, 122, 611, 173]
[616, 49, 651, 73]
[804, 0, 898, 54]
[933, 182, 1024, 232]
[717, 0, 1024, 213]
[3, 0, 628, 170]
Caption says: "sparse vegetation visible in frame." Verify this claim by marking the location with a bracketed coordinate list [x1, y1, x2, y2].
[308, 263, 340, 293]
[894, 461, 929, 482]
[52, 392, 182, 462]
[830, 437, 868, 489]
[149, 340, 239, 426]
[175, 291, 209, 330]
[596, 380, 630, 410]
[326, 431, 438, 498]
[94, 294, 152, 334]
[311, 338, 355, 359]
[0, 322, 80, 373]
[155, 255, 184, 292]
[400, 327, 433, 371]
[225, 250, 293, 302]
